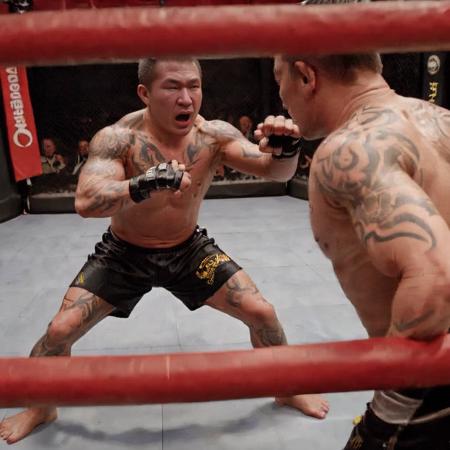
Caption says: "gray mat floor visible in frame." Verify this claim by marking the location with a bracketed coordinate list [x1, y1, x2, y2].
[0, 196, 371, 449]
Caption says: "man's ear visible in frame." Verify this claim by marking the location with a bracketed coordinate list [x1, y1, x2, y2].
[137, 84, 150, 107]
[294, 61, 316, 91]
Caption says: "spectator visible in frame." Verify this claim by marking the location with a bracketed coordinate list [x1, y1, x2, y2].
[72, 139, 90, 176]
[237, 115, 255, 142]
[40, 137, 66, 174]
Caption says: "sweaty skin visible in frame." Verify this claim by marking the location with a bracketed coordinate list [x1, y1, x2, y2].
[309, 96, 450, 339]
[0, 60, 328, 445]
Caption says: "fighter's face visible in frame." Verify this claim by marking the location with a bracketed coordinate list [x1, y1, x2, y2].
[274, 56, 310, 138]
[146, 61, 202, 136]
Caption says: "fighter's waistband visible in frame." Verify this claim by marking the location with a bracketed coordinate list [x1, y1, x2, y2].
[107, 226, 204, 254]
[371, 390, 450, 426]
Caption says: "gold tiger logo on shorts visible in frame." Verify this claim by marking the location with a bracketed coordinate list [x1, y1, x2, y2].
[75, 272, 85, 285]
[196, 253, 231, 285]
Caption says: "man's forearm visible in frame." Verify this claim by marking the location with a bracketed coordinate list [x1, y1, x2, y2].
[265, 154, 300, 182]
[388, 275, 450, 340]
[75, 178, 132, 218]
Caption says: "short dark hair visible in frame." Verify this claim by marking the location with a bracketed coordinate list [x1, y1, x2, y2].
[293, 0, 381, 81]
[137, 58, 202, 88]
[285, 54, 382, 82]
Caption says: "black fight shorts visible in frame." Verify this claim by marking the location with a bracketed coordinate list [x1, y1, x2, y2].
[70, 227, 241, 318]
[344, 385, 450, 450]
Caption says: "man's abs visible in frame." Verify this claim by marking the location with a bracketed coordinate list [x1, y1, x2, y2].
[111, 190, 202, 248]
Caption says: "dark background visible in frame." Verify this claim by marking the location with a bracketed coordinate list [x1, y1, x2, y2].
[26, 53, 428, 162]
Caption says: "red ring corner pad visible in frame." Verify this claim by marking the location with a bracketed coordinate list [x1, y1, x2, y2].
[0, 1, 450, 65]
[0, 335, 449, 407]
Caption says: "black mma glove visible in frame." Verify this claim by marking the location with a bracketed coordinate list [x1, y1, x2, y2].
[129, 161, 184, 203]
[268, 135, 301, 159]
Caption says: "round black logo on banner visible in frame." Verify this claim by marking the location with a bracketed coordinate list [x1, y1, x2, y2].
[427, 55, 441, 76]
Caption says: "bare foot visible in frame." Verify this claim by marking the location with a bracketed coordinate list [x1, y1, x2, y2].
[276, 394, 330, 419]
[0, 408, 57, 444]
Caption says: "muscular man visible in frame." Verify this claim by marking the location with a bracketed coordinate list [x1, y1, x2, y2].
[0, 58, 329, 445]
[273, 3, 450, 448]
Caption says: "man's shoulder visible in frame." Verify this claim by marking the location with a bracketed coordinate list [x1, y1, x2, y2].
[89, 122, 135, 160]
[94, 120, 135, 141]
[115, 109, 146, 130]
[199, 117, 242, 141]
[313, 128, 351, 163]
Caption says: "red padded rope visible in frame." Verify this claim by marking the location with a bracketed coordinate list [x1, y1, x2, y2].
[0, 1, 449, 65]
[0, 336, 449, 407]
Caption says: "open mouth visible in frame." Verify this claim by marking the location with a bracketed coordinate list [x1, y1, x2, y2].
[175, 113, 191, 123]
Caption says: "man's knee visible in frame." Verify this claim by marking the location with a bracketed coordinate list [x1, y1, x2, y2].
[245, 301, 277, 325]
[46, 311, 80, 344]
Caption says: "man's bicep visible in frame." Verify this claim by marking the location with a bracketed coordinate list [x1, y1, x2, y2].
[209, 120, 267, 174]
[78, 157, 126, 184]
[222, 139, 265, 171]
[349, 172, 443, 277]
[88, 126, 131, 159]
[78, 126, 129, 183]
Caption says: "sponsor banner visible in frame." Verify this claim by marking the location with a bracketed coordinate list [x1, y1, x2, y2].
[0, 66, 42, 181]
[422, 52, 447, 106]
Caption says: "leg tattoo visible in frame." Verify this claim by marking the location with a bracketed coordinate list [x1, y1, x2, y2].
[225, 277, 262, 307]
[250, 323, 287, 347]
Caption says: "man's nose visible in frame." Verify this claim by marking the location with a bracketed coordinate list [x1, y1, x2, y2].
[177, 88, 192, 105]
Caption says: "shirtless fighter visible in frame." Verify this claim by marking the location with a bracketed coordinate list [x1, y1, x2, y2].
[0, 57, 329, 444]
[273, 1, 450, 446]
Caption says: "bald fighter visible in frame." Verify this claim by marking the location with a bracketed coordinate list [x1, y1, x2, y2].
[0, 57, 329, 444]
[272, 0, 450, 447]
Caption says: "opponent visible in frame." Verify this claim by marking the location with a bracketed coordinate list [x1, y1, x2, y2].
[272, 0, 450, 446]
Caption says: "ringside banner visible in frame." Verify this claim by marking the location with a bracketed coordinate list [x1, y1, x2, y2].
[0, 66, 42, 181]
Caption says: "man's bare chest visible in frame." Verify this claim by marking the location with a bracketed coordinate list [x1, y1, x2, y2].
[123, 136, 218, 179]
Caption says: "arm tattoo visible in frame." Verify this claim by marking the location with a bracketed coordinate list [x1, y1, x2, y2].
[80, 159, 118, 177]
[120, 111, 145, 130]
[84, 181, 128, 214]
[410, 101, 450, 141]
[393, 309, 435, 333]
[204, 120, 245, 140]
[202, 120, 262, 160]
[81, 173, 128, 215]
[315, 107, 438, 250]
[89, 126, 133, 160]
[78, 126, 132, 215]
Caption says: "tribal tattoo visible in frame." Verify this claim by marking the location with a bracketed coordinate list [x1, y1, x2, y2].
[315, 106, 439, 250]
[130, 133, 165, 174]
[30, 292, 110, 357]
[249, 323, 287, 346]
[203, 120, 262, 159]
[393, 309, 435, 334]
[89, 126, 133, 160]
[225, 277, 261, 307]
